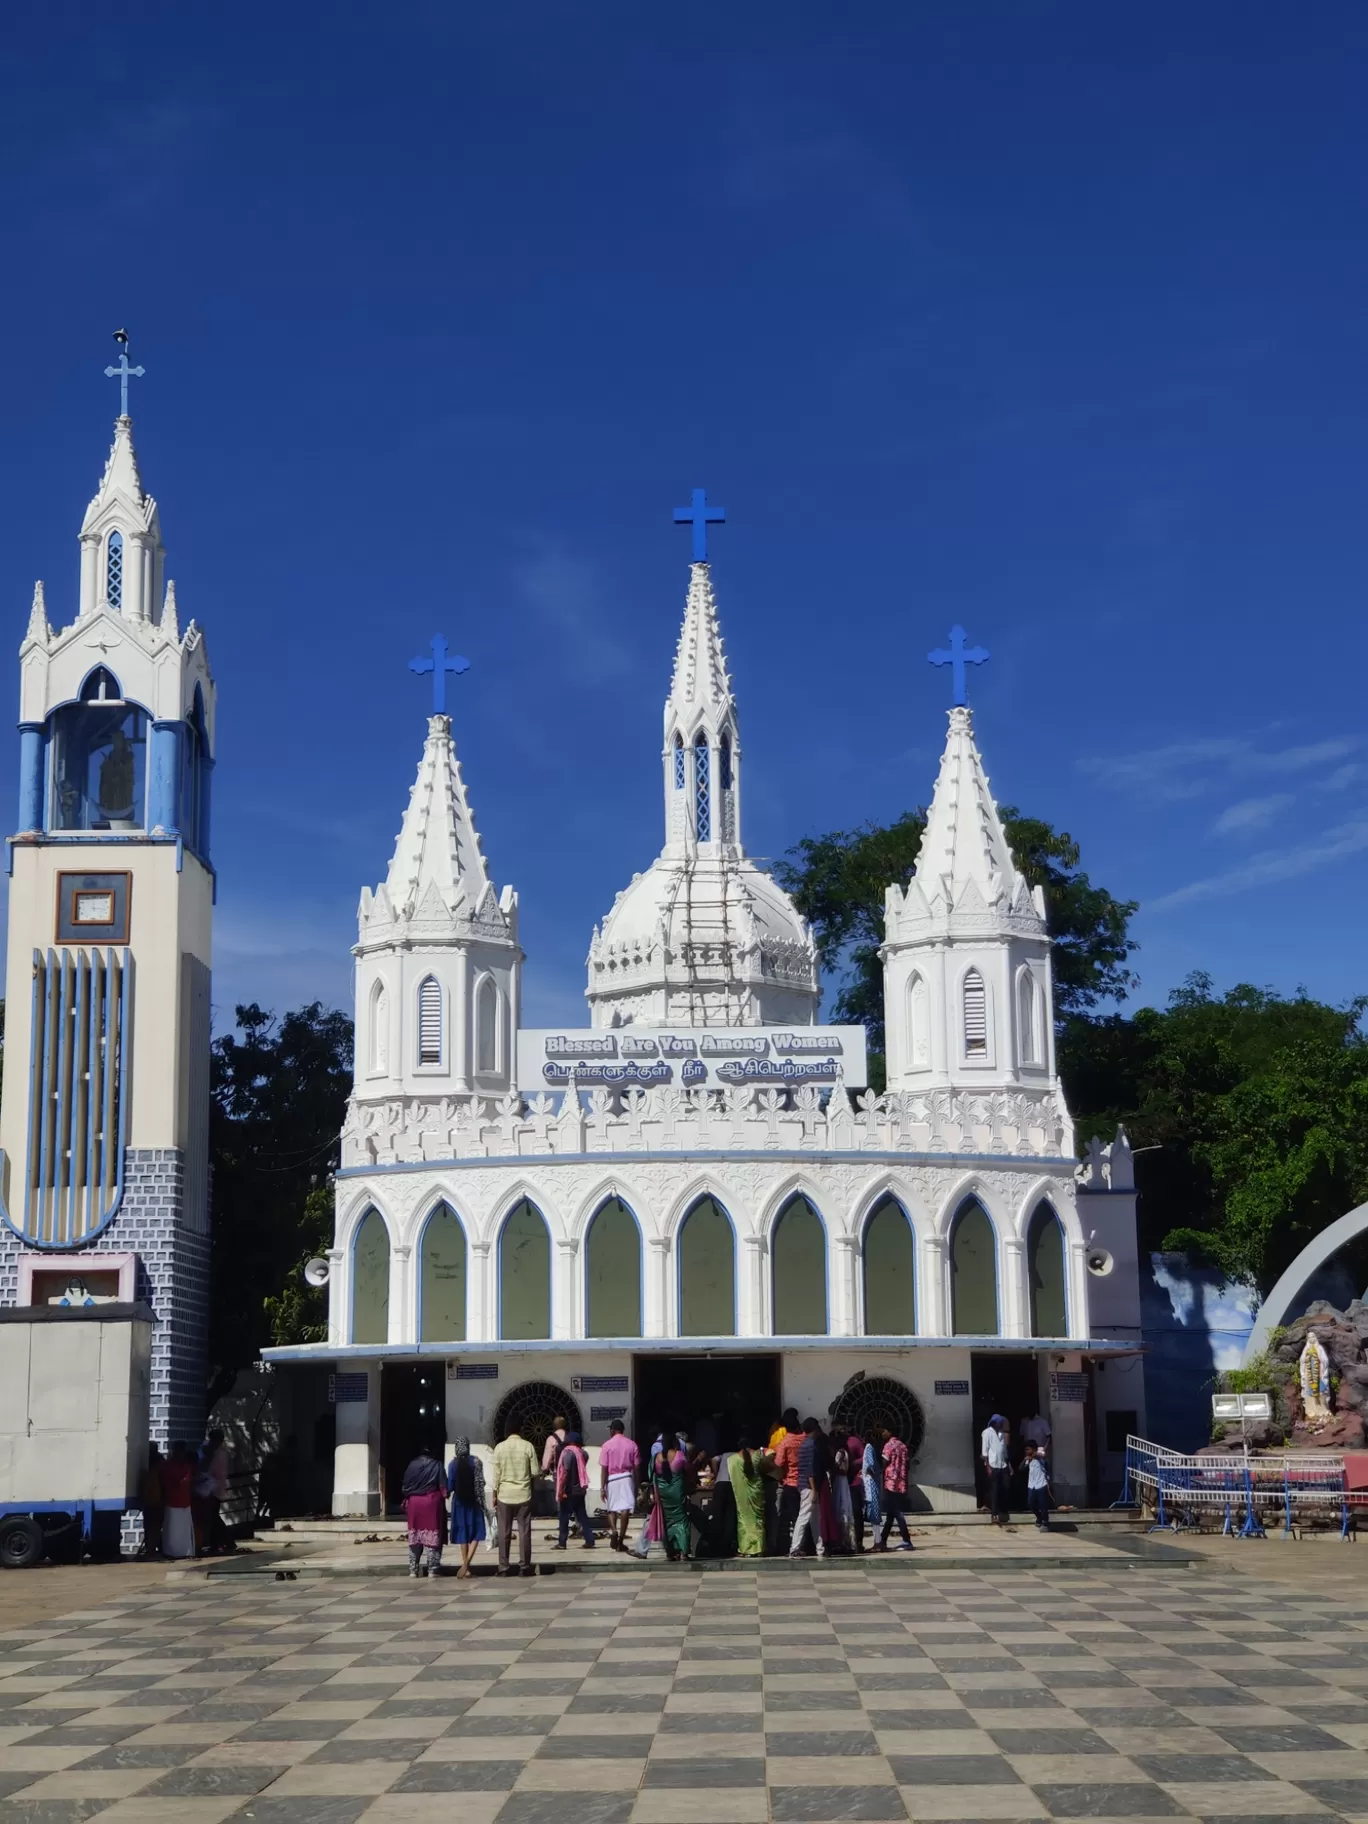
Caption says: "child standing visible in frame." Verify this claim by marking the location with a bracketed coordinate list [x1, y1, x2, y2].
[1025, 1442, 1051, 1530]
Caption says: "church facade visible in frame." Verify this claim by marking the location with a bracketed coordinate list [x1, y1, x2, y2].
[267, 543, 1145, 1513]
[0, 397, 216, 1447]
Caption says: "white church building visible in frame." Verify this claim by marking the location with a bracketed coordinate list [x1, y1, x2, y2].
[266, 538, 1145, 1514]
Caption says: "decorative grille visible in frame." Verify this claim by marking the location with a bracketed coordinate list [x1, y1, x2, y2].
[674, 737, 685, 788]
[491, 1382, 583, 1459]
[417, 976, 442, 1064]
[963, 969, 987, 1055]
[106, 531, 123, 610]
[17, 948, 130, 1246]
[694, 735, 710, 840]
[829, 1376, 925, 1459]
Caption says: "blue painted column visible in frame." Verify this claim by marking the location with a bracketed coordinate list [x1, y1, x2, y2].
[17, 722, 45, 831]
[148, 721, 182, 835]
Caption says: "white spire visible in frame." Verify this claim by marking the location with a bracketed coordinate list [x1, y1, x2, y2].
[81, 418, 152, 535]
[669, 562, 734, 714]
[24, 582, 51, 647]
[77, 418, 164, 623]
[914, 705, 1024, 911]
[382, 714, 492, 920]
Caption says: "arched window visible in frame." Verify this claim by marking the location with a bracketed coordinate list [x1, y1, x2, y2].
[51, 676, 147, 832]
[673, 734, 685, 789]
[420, 1203, 467, 1342]
[417, 975, 442, 1066]
[585, 1198, 642, 1337]
[950, 1199, 998, 1334]
[475, 976, 499, 1074]
[719, 735, 732, 791]
[678, 1196, 734, 1336]
[962, 968, 988, 1058]
[180, 686, 209, 856]
[863, 1196, 916, 1335]
[908, 973, 929, 1069]
[106, 530, 124, 610]
[369, 981, 388, 1074]
[499, 1199, 550, 1340]
[351, 1208, 390, 1345]
[1018, 969, 1040, 1067]
[772, 1195, 828, 1335]
[1027, 1203, 1068, 1337]
[694, 733, 710, 840]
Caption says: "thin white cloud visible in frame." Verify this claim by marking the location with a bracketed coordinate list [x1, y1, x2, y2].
[509, 541, 635, 684]
[1211, 794, 1293, 837]
[1084, 735, 1357, 802]
[1149, 817, 1368, 912]
[1323, 763, 1362, 793]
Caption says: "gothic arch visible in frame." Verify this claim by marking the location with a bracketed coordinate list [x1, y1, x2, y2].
[417, 1200, 468, 1342]
[771, 1193, 829, 1336]
[1016, 965, 1042, 1068]
[584, 1196, 643, 1338]
[949, 1196, 1000, 1336]
[368, 978, 388, 1075]
[663, 1173, 749, 1243]
[861, 1193, 917, 1337]
[1026, 1201, 1068, 1337]
[677, 1194, 736, 1337]
[474, 973, 501, 1075]
[959, 963, 990, 1060]
[931, 1174, 1003, 1243]
[497, 1197, 551, 1340]
[350, 1206, 392, 1346]
[416, 973, 443, 1067]
[907, 971, 930, 1069]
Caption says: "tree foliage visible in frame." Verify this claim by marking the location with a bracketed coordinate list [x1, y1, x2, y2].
[773, 806, 1138, 1064]
[208, 1002, 353, 1403]
[1063, 974, 1368, 1293]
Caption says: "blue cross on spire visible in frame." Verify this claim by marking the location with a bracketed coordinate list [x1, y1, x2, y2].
[104, 329, 144, 418]
[409, 635, 470, 714]
[673, 487, 726, 563]
[929, 624, 990, 706]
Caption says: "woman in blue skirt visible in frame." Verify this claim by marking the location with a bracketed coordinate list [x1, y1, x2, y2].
[447, 1437, 488, 1578]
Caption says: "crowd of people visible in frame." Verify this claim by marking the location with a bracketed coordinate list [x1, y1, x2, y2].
[137, 1429, 237, 1559]
[399, 1402, 1056, 1576]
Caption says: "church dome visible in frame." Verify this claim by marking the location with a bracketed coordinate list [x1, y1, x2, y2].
[585, 545, 820, 1030]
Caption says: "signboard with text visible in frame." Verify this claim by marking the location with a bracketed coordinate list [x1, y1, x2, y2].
[516, 1026, 867, 1094]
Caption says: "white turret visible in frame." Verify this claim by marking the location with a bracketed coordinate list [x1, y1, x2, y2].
[76, 415, 167, 627]
[883, 704, 1057, 1094]
[355, 715, 521, 1096]
[586, 557, 818, 1029]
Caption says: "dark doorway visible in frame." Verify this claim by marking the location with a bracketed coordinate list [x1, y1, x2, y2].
[379, 1362, 446, 1513]
[970, 1351, 1042, 1511]
[633, 1354, 780, 1457]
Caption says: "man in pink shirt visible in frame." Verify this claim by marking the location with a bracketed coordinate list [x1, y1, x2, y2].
[598, 1419, 641, 1552]
[873, 1427, 914, 1552]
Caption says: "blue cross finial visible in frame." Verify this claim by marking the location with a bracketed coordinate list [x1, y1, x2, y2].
[409, 635, 470, 714]
[104, 329, 144, 418]
[673, 487, 726, 563]
[929, 624, 990, 706]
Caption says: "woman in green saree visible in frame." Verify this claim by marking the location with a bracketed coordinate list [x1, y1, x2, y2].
[728, 1432, 769, 1557]
[652, 1433, 692, 1560]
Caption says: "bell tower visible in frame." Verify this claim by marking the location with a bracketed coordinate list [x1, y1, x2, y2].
[0, 340, 216, 1445]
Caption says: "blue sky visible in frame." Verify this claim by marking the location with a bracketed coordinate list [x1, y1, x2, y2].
[4, 3, 1368, 1032]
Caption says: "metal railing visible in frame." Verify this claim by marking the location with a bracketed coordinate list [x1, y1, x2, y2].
[1120, 1434, 1355, 1540]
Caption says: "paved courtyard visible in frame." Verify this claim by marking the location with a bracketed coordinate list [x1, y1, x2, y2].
[2, 1561, 1368, 1824]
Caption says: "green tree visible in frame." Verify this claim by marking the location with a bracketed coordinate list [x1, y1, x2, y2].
[774, 807, 1137, 1075]
[1064, 973, 1368, 1291]
[208, 1002, 353, 1404]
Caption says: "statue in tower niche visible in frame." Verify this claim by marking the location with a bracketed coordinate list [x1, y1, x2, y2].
[1299, 1330, 1333, 1425]
[98, 726, 135, 823]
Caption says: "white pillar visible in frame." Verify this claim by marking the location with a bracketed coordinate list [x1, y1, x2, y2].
[921, 1235, 948, 1334]
[453, 954, 471, 1091]
[741, 1233, 767, 1335]
[1000, 1237, 1026, 1338]
[1067, 1239, 1089, 1340]
[332, 1365, 381, 1516]
[646, 1237, 672, 1337]
[468, 1240, 492, 1341]
[831, 1233, 859, 1336]
[554, 1237, 579, 1340]
[389, 1243, 411, 1345]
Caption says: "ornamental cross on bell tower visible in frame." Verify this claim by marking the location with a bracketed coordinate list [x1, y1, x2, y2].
[929, 624, 990, 706]
[104, 329, 144, 418]
[673, 487, 726, 563]
[409, 635, 470, 714]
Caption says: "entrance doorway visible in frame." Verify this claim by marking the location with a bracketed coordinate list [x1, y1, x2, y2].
[970, 1351, 1042, 1510]
[379, 1362, 446, 1513]
[632, 1354, 780, 1457]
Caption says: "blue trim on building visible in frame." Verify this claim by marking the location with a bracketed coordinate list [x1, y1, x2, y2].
[265, 1333, 1142, 1365]
[148, 721, 182, 835]
[17, 723, 45, 833]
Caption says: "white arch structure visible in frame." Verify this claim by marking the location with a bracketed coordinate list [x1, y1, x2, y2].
[1241, 1200, 1368, 1365]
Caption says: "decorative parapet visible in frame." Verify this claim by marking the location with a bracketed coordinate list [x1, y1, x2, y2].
[340, 1081, 1074, 1169]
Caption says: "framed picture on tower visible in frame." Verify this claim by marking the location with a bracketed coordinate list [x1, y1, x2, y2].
[55, 871, 132, 945]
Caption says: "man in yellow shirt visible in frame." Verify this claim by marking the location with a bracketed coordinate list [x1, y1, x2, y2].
[491, 1424, 540, 1576]
[768, 1406, 799, 1451]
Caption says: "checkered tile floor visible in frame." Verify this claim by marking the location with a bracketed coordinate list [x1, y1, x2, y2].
[2, 1565, 1368, 1823]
